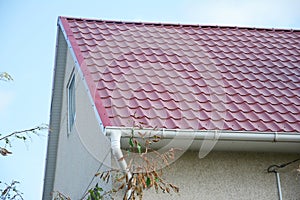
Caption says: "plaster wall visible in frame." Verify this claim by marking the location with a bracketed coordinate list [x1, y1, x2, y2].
[139, 151, 300, 200]
[52, 49, 111, 199]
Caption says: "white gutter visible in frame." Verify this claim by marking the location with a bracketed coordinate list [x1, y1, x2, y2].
[106, 127, 300, 153]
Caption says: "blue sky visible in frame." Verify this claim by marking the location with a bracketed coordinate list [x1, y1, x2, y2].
[0, 0, 299, 199]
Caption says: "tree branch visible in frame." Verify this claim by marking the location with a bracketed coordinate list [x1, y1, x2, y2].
[0, 125, 48, 141]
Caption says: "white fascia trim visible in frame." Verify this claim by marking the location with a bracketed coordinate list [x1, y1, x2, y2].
[105, 126, 300, 143]
[57, 18, 105, 134]
[43, 25, 67, 200]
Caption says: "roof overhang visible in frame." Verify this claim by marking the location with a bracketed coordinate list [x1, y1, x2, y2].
[106, 126, 300, 153]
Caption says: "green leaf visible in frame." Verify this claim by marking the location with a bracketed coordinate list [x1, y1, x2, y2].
[15, 135, 27, 141]
[137, 143, 142, 154]
[146, 177, 151, 187]
[129, 138, 134, 147]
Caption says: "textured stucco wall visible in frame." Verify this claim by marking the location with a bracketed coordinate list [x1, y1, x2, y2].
[53, 49, 111, 199]
[135, 151, 300, 200]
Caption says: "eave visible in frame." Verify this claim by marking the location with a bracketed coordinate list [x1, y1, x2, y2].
[106, 126, 300, 153]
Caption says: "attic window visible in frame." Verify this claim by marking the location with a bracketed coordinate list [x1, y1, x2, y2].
[68, 73, 76, 132]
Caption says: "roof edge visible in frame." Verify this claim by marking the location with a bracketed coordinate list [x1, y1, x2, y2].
[59, 16, 300, 32]
[58, 16, 112, 127]
[42, 25, 68, 200]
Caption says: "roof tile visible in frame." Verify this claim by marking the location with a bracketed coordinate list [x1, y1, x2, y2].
[60, 17, 300, 133]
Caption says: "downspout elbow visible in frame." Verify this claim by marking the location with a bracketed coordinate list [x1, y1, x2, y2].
[110, 130, 131, 176]
[111, 130, 122, 155]
[110, 130, 133, 199]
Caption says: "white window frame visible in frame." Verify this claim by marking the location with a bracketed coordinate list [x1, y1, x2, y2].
[67, 72, 76, 133]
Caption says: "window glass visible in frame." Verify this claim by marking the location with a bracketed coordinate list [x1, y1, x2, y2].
[68, 75, 75, 132]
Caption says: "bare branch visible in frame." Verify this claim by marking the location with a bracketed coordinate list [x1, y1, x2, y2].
[0, 180, 24, 200]
[0, 125, 48, 157]
[0, 125, 48, 141]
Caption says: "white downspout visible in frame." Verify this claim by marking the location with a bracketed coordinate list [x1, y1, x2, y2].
[110, 130, 132, 199]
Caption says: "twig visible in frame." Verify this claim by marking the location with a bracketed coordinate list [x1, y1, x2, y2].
[0, 126, 48, 141]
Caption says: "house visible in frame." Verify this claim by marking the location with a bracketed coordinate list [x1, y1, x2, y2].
[43, 16, 300, 200]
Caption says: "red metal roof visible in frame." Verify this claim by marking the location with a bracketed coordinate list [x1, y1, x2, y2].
[60, 16, 300, 133]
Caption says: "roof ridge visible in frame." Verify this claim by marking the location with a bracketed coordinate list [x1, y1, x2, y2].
[60, 16, 300, 32]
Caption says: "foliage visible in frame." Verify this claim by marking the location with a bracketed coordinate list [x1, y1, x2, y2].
[0, 125, 48, 157]
[52, 191, 71, 200]
[0, 72, 13, 82]
[0, 181, 23, 200]
[0, 72, 48, 157]
[90, 116, 180, 200]
[86, 184, 103, 200]
[0, 125, 48, 200]
[54, 113, 180, 200]
[1, 72, 49, 199]
[95, 135, 180, 200]
[53, 184, 111, 200]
